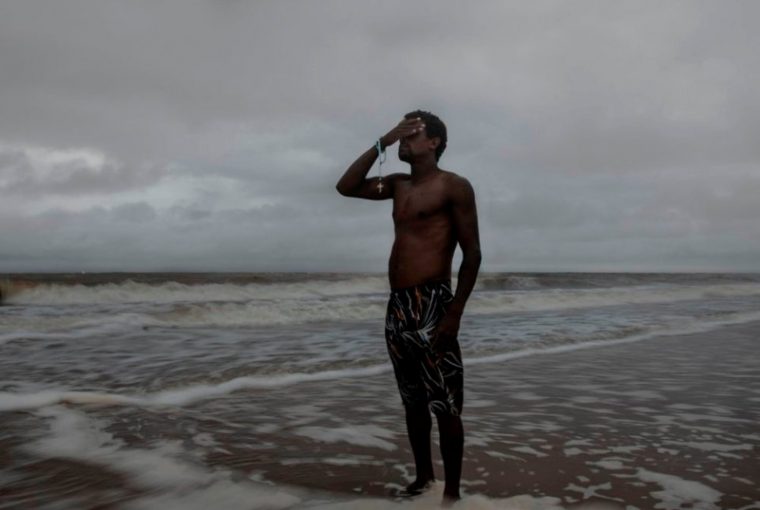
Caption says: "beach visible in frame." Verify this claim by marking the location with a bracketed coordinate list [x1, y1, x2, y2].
[246, 320, 759, 508]
[1, 273, 759, 509]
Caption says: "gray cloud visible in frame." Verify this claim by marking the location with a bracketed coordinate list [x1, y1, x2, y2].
[111, 202, 157, 223]
[0, 143, 168, 197]
[0, 1, 758, 272]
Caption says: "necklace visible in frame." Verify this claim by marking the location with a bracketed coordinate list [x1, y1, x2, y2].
[375, 139, 386, 193]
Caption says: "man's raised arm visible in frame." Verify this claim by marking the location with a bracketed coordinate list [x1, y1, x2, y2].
[335, 117, 424, 200]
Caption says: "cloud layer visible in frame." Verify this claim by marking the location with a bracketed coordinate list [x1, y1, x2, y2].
[1, 1, 759, 272]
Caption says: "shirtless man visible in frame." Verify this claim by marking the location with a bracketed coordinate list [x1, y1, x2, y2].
[336, 110, 481, 503]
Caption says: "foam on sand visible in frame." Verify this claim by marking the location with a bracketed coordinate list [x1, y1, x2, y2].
[22, 406, 611, 510]
[303, 488, 567, 510]
[292, 425, 397, 451]
[26, 406, 302, 510]
[634, 469, 722, 510]
[0, 365, 389, 411]
[0, 389, 142, 411]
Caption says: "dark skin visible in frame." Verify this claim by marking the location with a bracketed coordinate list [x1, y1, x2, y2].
[336, 116, 482, 503]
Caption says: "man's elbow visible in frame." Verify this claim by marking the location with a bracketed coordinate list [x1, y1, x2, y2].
[335, 183, 352, 196]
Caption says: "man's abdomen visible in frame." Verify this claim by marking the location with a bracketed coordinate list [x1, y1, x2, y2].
[388, 234, 454, 290]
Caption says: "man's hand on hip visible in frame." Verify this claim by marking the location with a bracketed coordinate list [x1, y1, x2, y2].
[432, 310, 461, 361]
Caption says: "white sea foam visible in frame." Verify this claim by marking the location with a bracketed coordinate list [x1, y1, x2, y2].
[466, 310, 760, 366]
[0, 315, 153, 344]
[147, 365, 390, 406]
[564, 482, 615, 501]
[634, 468, 722, 510]
[0, 365, 389, 411]
[510, 446, 548, 458]
[0, 389, 142, 411]
[293, 425, 397, 451]
[589, 459, 627, 470]
[27, 406, 302, 510]
[469, 283, 760, 315]
[304, 492, 569, 509]
[3, 277, 390, 305]
[147, 297, 389, 327]
[280, 456, 384, 467]
[22, 406, 607, 510]
[662, 441, 752, 453]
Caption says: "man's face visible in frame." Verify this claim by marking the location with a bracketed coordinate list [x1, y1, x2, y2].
[398, 126, 436, 163]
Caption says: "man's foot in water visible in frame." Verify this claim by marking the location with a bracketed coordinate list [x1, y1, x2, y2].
[398, 477, 435, 496]
[441, 491, 461, 507]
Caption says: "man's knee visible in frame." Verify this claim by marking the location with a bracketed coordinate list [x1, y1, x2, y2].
[404, 401, 431, 417]
[433, 410, 463, 430]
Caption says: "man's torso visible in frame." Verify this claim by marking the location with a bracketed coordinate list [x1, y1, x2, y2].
[388, 171, 458, 289]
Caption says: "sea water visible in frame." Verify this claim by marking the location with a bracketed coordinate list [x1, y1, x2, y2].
[1, 272, 759, 508]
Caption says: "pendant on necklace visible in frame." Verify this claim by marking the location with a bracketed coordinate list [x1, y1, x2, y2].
[377, 179, 384, 193]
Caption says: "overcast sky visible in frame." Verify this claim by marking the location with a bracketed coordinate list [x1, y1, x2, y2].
[1, 1, 759, 273]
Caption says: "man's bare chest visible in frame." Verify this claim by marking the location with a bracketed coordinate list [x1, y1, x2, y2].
[392, 185, 449, 224]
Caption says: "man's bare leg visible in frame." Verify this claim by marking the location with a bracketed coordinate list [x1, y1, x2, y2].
[404, 404, 435, 493]
[436, 412, 464, 502]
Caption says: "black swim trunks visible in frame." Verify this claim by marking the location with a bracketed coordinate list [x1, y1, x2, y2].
[385, 279, 464, 416]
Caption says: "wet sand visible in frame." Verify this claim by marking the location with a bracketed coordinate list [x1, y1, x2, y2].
[1, 321, 759, 509]
[250, 320, 760, 508]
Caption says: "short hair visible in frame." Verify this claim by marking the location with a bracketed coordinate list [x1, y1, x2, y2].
[404, 109, 447, 161]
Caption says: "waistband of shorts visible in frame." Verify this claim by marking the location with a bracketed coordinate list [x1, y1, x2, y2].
[389, 278, 452, 296]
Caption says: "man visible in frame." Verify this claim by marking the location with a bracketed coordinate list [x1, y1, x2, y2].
[336, 110, 481, 503]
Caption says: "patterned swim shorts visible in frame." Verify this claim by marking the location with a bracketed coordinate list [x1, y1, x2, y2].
[385, 279, 464, 416]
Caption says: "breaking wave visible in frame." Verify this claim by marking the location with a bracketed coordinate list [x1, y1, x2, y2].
[3, 276, 760, 328]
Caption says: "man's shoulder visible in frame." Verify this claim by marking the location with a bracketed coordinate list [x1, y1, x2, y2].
[438, 169, 468, 182]
[439, 170, 473, 193]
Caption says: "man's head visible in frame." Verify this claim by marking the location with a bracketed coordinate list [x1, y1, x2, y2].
[400, 110, 447, 163]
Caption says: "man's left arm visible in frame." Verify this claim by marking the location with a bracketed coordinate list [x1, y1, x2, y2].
[434, 176, 482, 351]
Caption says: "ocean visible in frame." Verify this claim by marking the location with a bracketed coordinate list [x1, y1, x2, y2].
[1, 272, 759, 509]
